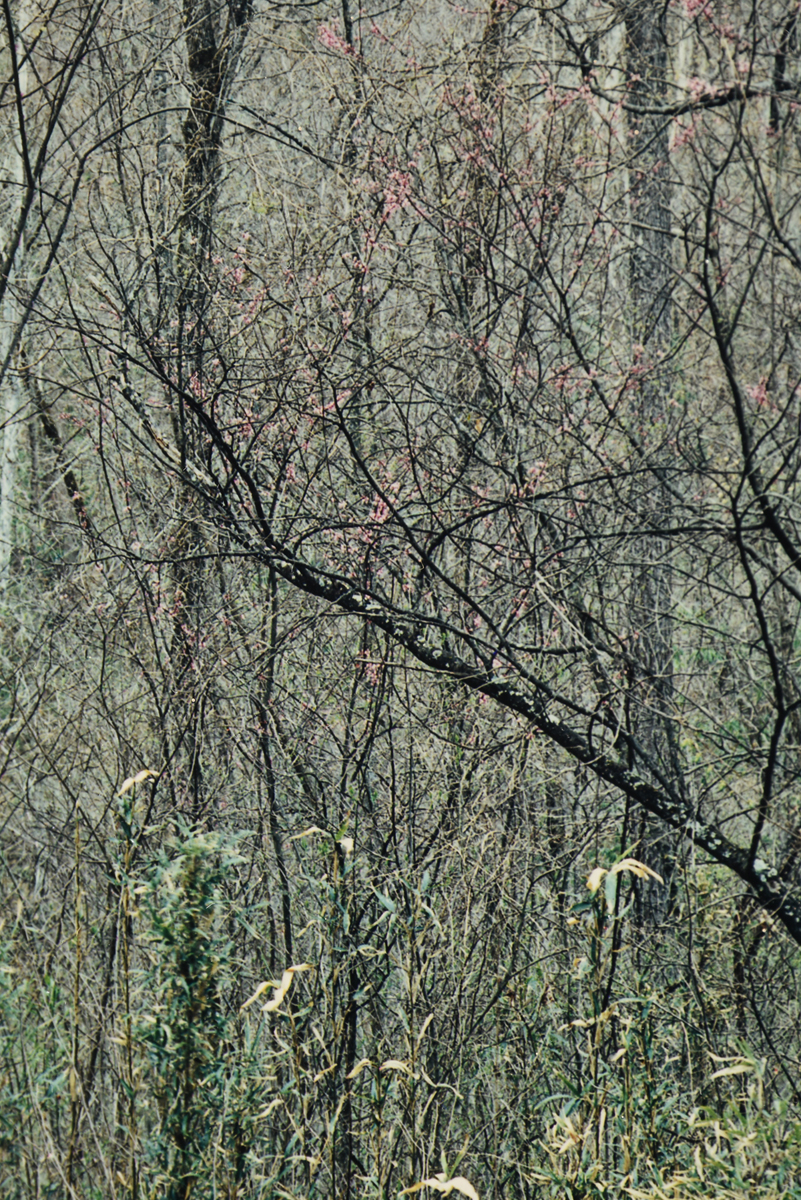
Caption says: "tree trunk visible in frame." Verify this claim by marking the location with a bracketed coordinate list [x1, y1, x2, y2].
[625, 0, 679, 925]
[0, 0, 30, 594]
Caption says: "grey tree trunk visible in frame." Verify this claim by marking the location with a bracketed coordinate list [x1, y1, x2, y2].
[625, 0, 680, 924]
[0, 0, 30, 595]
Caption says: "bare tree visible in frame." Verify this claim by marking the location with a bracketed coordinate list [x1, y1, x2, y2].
[2, 0, 801, 1196]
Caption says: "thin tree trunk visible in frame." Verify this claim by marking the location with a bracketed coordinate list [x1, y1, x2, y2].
[166, 0, 252, 815]
[0, 0, 30, 593]
[625, 0, 679, 924]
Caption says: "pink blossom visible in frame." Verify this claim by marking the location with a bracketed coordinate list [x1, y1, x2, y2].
[687, 75, 718, 102]
[747, 377, 770, 409]
[382, 169, 413, 221]
[671, 114, 700, 149]
[318, 22, 352, 54]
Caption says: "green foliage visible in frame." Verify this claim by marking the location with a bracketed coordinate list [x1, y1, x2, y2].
[0, 921, 33, 1198]
[535, 861, 801, 1200]
[135, 825, 246, 1199]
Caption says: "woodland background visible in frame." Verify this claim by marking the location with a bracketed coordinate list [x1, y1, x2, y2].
[2, 0, 801, 1196]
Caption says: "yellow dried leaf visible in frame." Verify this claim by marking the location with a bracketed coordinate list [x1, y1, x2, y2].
[693, 1145, 705, 1181]
[241, 981, 271, 1010]
[436, 1175, 479, 1200]
[257, 1098, 282, 1119]
[118, 769, 159, 795]
[415, 1012, 434, 1049]
[711, 1063, 752, 1079]
[400, 1175, 479, 1200]
[290, 825, 327, 840]
[346, 1058, 372, 1079]
[611, 858, 664, 884]
[380, 1059, 409, 1072]
[587, 867, 607, 893]
[249, 963, 313, 1013]
[339, 836, 355, 856]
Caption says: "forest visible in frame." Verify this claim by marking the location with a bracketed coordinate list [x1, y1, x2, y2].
[2, 0, 801, 1195]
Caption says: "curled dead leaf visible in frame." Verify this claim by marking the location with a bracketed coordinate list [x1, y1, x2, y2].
[118, 769, 159, 796]
[586, 867, 606, 893]
[611, 857, 664, 884]
[399, 1174, 479, 1200]
[242, 963, 312, 1014]
[587, 858, 663, 894]
[345, 1058, 372, 1080]
[263, 963, 312, 1012]
[290, 826, 327, 840]
[380, 1059, 409, 1072]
